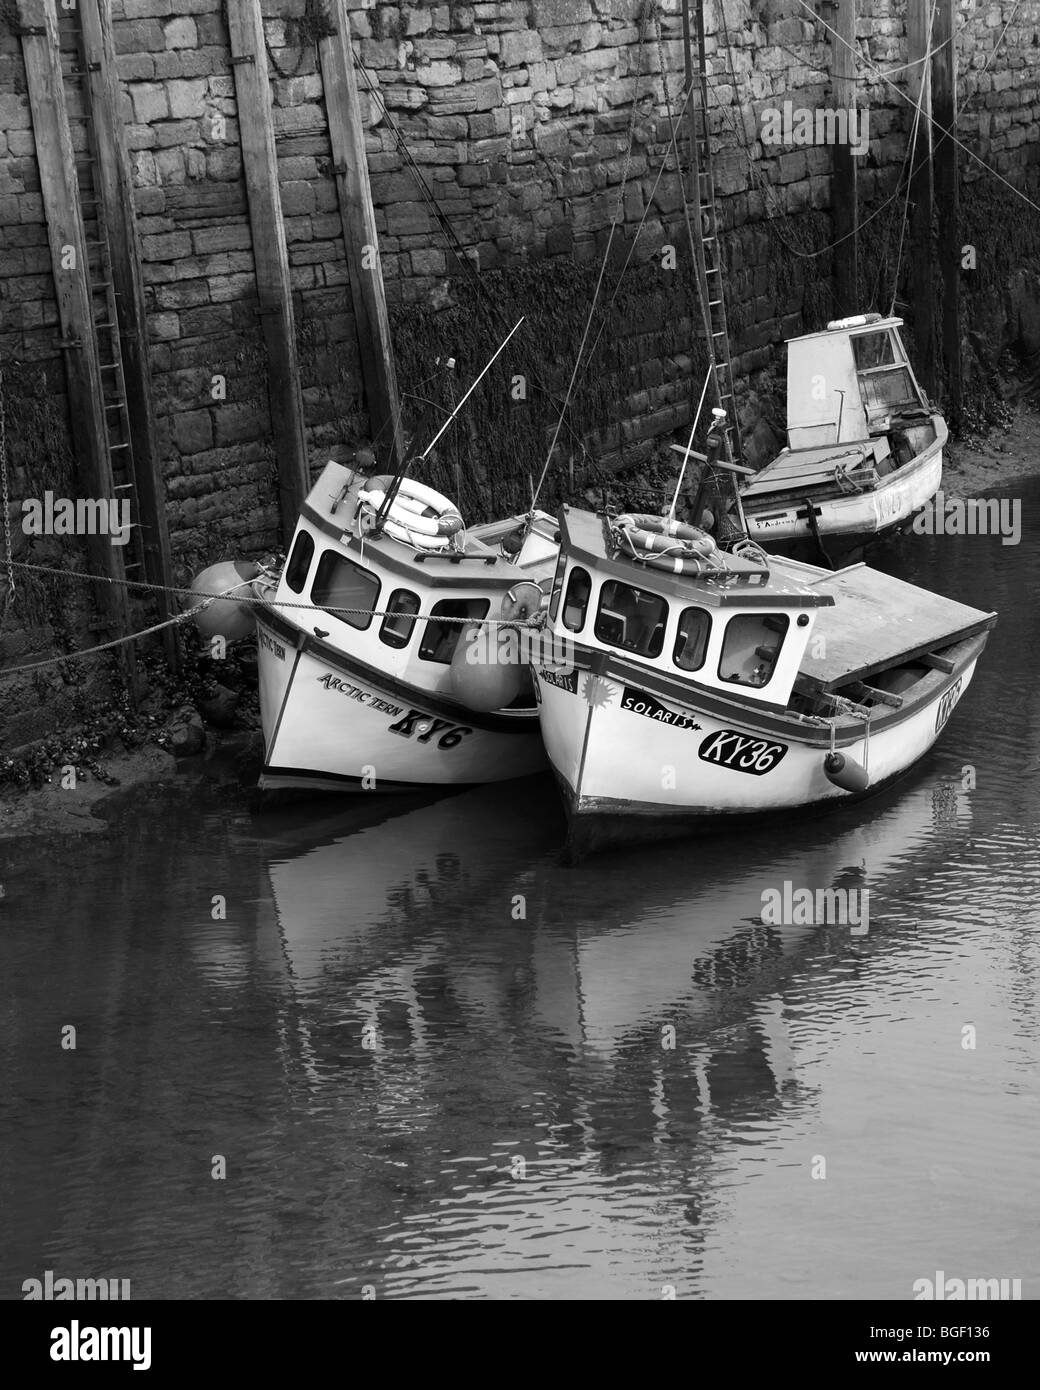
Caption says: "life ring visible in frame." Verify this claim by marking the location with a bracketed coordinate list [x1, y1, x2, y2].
[640, 550, 717, 576]
[614, 513, 717, 559]
[359, 475, 464, 546]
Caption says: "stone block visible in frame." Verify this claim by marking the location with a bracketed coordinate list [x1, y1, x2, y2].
[167, 78, 208, 119]
[172, 408, 214, 453]
[142, 231, 192, 259]
[499, 30, 544, 67]
[131, 83, 169, 123]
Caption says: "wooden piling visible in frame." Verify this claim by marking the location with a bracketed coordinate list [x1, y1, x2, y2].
[226, 0, 310, 543]
[907, 0, 937, 398]
[18, 0, 134, 667]
[830, 0, 859, 314]
[932, 0, 961, 422]
[320, 4, 405, 471]
[79, 0, 177, 665]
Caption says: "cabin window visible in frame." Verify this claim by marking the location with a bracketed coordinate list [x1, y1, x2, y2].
[853, 332, 921, 416]
[379, 589, 420, 649]
[419, 597, 490, 664]
[311, 551, 380, 629]
[858, 366, 920, 414]
[718, 613, 789, 688]
[673, 607, 712, 672]
[562, 566, 591, 632]
[594, 580, 668, 659]
[285, 530, 314, 594]
[851, 332, 896, 370]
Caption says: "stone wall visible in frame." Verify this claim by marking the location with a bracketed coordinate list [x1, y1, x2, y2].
[2, 0, 1040, 738]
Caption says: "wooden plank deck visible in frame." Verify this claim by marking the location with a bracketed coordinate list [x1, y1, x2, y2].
[742, 441, 879, 499]
[790, 563, 996, 692]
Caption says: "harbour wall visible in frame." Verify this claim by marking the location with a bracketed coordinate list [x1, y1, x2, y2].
[1, 0, 1040, 745]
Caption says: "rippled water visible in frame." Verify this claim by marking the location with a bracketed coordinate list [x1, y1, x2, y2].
[2, 479, 1039, 1300]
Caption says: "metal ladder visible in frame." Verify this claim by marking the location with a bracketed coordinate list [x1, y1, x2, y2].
[55, 8, 144, 587]
[682, 0, 742, 462]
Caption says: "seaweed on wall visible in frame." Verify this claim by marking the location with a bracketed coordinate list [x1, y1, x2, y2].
[389, 245, 716, 523]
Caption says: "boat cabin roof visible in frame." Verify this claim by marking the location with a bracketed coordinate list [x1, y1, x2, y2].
[300, 461, 557, 593]
[558, 505, 835, 610]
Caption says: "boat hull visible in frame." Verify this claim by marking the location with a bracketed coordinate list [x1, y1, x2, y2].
[534, 640, 983, 857]
[256, 612, 546, 793]
[743, 440, 942, 550]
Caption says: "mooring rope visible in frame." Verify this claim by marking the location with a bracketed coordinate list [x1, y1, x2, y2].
[0, 560, 544, 679]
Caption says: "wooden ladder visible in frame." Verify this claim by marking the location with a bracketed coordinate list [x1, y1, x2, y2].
[56, 6, 144, 584]
[681, 0, 742, 463]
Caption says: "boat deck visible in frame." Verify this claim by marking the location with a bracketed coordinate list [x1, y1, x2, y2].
[783, 561, 997, 692]
[741, 440, 886, 508]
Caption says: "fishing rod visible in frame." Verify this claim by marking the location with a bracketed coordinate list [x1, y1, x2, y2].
[371, 317, 525, 533]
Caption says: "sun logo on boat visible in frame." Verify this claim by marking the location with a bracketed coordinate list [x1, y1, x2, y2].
[582, 675, 615, 709]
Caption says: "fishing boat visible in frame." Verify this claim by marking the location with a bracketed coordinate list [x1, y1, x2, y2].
[244, 461, 559, 793]
[532, 415, 995, 857]
[191, 320, 564, 795]
[732, 314, 946, 561]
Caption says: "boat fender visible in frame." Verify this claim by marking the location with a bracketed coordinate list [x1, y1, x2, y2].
[190, 560, 260, 642]
[823, 751, 870, 793]
[448, 621, 528, 712]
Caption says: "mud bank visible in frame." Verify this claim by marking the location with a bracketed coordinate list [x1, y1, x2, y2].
[0, 732, 262, 844]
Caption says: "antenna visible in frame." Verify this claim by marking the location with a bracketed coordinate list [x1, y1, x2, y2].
[371, 318, 525, 533]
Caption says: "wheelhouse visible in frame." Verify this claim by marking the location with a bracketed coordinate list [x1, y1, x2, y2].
[786, 314, 931, 451]
[548, 506, 835, 709]
[269, 461, 558, 700]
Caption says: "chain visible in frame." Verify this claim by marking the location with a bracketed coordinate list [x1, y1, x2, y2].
[0, 365, 14, 621]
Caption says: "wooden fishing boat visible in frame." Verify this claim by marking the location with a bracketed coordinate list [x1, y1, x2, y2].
[734, 314, 945, 561]
[248, 460, 559, 793]
[532, 420, 995, 857]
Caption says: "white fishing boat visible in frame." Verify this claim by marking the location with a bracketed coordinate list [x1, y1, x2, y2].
[532, 422, 995, 856]
[733, 314, 945, 560]
[191, 321, 563, 795]
[245, 461, 559, 793]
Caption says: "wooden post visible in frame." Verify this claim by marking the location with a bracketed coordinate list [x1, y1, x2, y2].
[831, 0, 859, 313]
[79, 0, 177, 664]
[932, 0, 961, 422]
[907, 0, 936, 397]
[319, 4, 405, 471]
[226, 0, 310, 542]
[18, 0, 134, 660]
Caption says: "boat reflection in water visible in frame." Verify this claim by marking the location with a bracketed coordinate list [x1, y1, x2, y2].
[191, 765, 973, 1296]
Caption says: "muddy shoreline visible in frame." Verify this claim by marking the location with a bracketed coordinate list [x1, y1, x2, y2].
[1, 408, 1036, 845]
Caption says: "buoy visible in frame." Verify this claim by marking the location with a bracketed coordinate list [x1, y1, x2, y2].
[448, 621, 528, 712]
[190, 560, 260, 642]
[823, 751, 870, 793]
